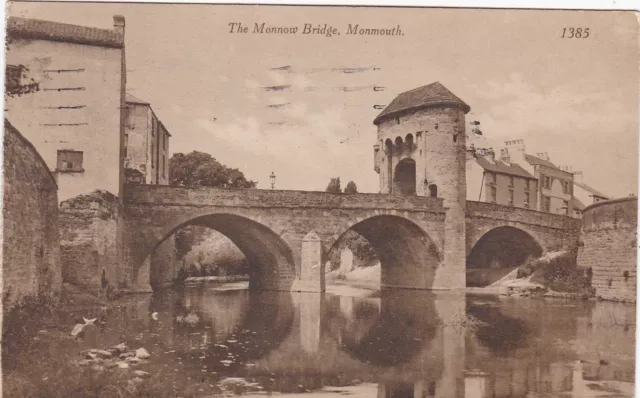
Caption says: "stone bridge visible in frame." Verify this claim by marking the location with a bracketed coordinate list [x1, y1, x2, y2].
[122, 184, 579, 292]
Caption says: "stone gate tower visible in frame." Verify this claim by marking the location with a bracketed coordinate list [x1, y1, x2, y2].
[373, 82, 470, 289]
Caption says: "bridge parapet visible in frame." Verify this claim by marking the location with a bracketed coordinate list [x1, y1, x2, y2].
[124, 184, 445, 213]
[466, 200, 580, 231]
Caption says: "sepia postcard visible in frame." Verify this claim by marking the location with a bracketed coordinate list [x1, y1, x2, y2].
[2, 2, 639, 397]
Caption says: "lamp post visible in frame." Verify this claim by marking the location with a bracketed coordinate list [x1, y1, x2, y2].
[270, 171, 276, 190]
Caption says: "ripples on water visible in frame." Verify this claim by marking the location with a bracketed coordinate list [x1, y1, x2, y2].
[57, 284, 636, 397]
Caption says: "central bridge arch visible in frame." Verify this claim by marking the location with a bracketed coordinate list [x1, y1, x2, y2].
[330, 215, 442, 290]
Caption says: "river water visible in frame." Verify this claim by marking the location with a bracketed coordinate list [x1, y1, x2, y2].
[58, 283, 636, 397]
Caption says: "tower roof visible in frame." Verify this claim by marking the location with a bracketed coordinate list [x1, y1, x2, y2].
[373, 82, 471, 125]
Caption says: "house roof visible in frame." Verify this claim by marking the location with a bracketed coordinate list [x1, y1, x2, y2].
[475, 156, 535, 179]
[373, 82, 470, 125]
[6, 16, 123, 48]
[574, 181, 609, 199]
[126, 93, 150, 105]
[524, 154, 558, 169]
[571, 197, 586, 211]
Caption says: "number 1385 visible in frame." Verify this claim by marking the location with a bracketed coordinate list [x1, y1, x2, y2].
[562, 28, 590, 38]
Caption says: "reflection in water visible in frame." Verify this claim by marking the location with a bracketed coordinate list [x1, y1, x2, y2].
[57, 285, 635, 397]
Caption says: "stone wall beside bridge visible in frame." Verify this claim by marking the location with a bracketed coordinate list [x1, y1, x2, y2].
[3, 120, 61, 306]
[577, 197, 637, 302]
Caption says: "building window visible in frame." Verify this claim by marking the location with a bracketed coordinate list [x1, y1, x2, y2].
[524, 192, 530, 207]
[5, 65, 21, 91]
[543, 175, 551, 189]
[562, 181, 570, 194]
[525, 179, 530, 191]
[124, 134, 128, 158]
[508, 189, 514, 205]
[490, 186, 497, 202]
[429, 184, 438, 198]
[486, 172, 496, 185]
[508, 176, 514, 187]
[162, 155, 165, 178]
[163, 132, 166, 150]
[395, 117, 400, 125]
[543, 196, 551, 212]
[57, 150, 83, 172]
[563, 200, 569, 215]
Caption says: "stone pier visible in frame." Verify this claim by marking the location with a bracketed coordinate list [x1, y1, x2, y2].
[291, 230, 325, 293]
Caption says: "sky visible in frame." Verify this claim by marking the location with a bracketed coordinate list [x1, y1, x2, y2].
[6, 3, 640, 197]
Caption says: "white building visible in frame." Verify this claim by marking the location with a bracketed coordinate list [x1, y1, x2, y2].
[124, 93, 171, 185]
[5, 16, 126, 202]
[495, 140, 575, 216]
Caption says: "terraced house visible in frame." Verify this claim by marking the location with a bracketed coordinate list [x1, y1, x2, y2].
[467, 139, 609, 218]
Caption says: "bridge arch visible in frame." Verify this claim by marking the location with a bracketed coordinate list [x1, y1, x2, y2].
[466, 226, 543, 287]
[138, 213, 296, 291]
[329, 215, 441, 289]
[336, 290, 440, 369]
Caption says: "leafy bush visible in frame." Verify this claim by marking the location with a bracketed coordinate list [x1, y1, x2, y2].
[529, 251, 594, 296]
[516, 256, 537, 279]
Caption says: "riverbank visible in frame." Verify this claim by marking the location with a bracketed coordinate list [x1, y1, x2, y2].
[184, 275, 249, 284]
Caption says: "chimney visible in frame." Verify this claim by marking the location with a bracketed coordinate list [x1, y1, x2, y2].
[113, 15, 125, 36]
[504, 139, 526, 165]
[573, 171, 584, 184]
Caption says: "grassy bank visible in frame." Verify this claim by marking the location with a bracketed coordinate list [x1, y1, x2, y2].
[2, 293, 199, 398]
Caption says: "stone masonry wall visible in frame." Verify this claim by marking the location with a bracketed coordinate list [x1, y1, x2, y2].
[3, 120, 61, 306]
[59, 190, 119, 294]
[466, 200, 580, 253]
[124, 184, 444, 213]
[577, 197, 637, 302]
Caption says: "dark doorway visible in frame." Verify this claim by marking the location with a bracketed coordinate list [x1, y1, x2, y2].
[394, 159, 416, 195]
[429, 184, 438, 198]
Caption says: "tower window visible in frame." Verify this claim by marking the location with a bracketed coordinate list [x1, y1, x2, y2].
[395, 117, 400, 125]
[509, 189, 514, 205]
[524, 192, 530, 207]
[57, 150, 84, 172]
[508, 176, 514, 187]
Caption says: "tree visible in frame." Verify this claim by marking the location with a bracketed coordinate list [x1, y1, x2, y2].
[326, 177, 341, 193]
[4, 37, 39, 99]
[169, 151, 257, 188]
[344, 181, 358, 194]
